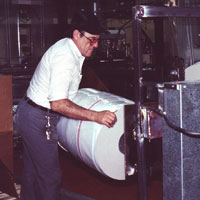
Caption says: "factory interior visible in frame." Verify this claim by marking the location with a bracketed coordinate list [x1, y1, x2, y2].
[1, 0, 200, 200]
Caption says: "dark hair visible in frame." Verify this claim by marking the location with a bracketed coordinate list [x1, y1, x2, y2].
[66, 11, 104, 38]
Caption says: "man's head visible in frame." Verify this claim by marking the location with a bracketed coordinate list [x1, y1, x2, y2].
[68, 12, 103, 57]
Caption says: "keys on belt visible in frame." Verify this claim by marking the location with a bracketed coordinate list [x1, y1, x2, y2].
[45, 115, 51, 140]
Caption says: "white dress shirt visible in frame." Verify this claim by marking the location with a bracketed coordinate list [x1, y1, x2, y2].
[27, 38, 85, 109]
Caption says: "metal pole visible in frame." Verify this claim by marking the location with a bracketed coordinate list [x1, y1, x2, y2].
[132, 6, 148, 200]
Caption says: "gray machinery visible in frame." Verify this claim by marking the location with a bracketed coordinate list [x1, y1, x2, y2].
[159, 81, 200, 200]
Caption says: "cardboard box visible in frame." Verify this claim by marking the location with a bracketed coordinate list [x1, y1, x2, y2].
[0, 132, 13, 172]
[0, 75, 13, 133]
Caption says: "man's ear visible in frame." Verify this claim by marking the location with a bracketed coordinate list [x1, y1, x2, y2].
[73, 30, 80, 40]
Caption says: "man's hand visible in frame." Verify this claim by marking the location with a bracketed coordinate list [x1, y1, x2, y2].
[95, 110, 117, 128]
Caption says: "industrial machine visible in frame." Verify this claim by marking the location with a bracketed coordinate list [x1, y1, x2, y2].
[132, 5, 200, 200]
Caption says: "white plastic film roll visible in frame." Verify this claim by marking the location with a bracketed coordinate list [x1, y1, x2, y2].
[185, 62, 200, 81]
[57, 88, 134, 180]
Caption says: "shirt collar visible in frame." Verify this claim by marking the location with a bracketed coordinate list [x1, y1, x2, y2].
[69, 38, 85, 74]
[69, 39, 85, 60]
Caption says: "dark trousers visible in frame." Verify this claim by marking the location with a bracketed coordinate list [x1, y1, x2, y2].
[15, 99, 61, 200]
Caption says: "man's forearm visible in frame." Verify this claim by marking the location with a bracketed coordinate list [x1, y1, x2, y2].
[50, 99, 97, 121]
[50, 98, 117, 128]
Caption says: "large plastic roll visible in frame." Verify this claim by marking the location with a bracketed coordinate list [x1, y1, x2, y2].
[57, 88, 134, 180]
[185, 61, 200, 81]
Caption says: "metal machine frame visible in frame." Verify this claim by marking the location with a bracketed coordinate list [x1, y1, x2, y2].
[132, 5, 200, 200]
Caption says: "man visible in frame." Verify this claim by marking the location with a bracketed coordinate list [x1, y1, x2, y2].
[16, 11, 117, 200]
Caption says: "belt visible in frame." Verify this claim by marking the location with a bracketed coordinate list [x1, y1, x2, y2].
[24, 96, 57, 114]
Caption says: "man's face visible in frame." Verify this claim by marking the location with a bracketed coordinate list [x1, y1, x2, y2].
[73, 30, 100, 57]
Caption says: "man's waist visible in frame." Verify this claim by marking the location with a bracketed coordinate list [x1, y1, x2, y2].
[24, 96, 57, 114]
